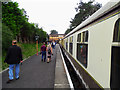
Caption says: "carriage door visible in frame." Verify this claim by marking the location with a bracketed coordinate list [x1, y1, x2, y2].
[110, 18, 120, 88]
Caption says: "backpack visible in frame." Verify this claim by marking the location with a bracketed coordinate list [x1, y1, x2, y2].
[48, 48, 51, 54]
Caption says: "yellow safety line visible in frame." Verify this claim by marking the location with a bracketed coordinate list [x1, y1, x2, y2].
[94, 10, 120, 26]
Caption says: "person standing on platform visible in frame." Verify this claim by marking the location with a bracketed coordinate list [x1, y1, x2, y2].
[4, 40, 23, 84]
[46, 43, 53, 63]
[51, 40, 56, 49]
[40, 42, 46, 62]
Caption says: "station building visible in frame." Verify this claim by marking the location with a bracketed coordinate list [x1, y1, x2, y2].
[49, 34, 65, 41]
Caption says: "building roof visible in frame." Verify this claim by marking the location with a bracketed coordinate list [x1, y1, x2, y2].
[49, 34, 65, 37]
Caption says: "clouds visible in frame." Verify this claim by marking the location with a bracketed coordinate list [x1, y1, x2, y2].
[13, 0, 109, 34]
[12, 0, 79, 34]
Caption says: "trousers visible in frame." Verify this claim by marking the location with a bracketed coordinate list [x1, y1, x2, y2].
[42, 51, 46, 61]
[9, 64, 20, 80]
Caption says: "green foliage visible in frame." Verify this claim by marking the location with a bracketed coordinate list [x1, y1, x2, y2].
[2, 24, 14, 70]
[71, 1, 101, 28]
[20, 22, 34, 42]
[65, 0, 102, 35]
[65, 29, 71, 35]
[2, 1, 47, 43]
[38, 28, 47, 42]
[18, 43, 42, 59]
[2, 2, 28, 37]
[2, 24, 14, 51]
[2, 54, 8, 70]
[50, 30, 58, 35]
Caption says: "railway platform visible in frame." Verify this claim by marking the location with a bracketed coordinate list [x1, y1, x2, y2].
[1, 44, 71, 89]
[54, 45, 70, 88]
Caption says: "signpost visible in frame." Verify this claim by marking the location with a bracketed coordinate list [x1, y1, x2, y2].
[35, 36, 39, 56]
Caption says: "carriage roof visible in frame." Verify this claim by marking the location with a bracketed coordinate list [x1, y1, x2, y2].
[65, 0, 120, 38]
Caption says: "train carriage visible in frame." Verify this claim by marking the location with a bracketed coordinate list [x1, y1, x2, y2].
[60, 0, 120, 88]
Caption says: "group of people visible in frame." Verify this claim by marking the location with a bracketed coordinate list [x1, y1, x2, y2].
[4, 40, 56, 84]
[40, 41, 56, 63]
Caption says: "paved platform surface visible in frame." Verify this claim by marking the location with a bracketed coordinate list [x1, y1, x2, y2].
[54, 45, 70, 88]
[1, 44, 70, 89]
[2, 45, 57, 89]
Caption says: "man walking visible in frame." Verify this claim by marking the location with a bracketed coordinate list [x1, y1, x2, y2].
[4, 40, 23, 83]
[40, 42, 46, 62]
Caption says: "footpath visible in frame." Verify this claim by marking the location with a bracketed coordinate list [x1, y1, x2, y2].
[1, 44, 70, 89]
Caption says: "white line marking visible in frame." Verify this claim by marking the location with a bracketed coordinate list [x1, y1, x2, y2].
[0, 55, 33, 74]
[59, 45, 74, 90]
[66, 53, 89, 88]
[0, 68, 9, 73]
[55, 84, 70, 86]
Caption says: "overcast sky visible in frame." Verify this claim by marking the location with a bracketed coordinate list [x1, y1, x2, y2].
[12, 0, 110, 34]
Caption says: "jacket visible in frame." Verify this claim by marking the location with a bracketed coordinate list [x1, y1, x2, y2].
[4, 45, 23, 64]
[41, 45, 46, 52]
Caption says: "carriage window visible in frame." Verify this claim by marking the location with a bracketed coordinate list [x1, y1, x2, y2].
[113, 18, 120, 42]
[111, 18, 120, 88]
[69, 36, 73, 55]
[66, 39, 68, 50]
[77, 31, 88, 68]
[83, 32, 85, 42]
[110, 47, 120, 88]
[76, 44, 88, 68]
[77, 33, 81, 42]
[66, 42, 68, 50]
[85, 31, 88, 42]
[82, 31, 88, 42]
[69, 43, 73, 55]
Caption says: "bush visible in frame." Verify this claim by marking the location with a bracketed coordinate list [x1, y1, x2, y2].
[2, 24, 14, 51]
[2, 24, 14, 71]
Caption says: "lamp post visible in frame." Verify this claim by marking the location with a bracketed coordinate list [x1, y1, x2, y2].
[35, 36, 39, 55]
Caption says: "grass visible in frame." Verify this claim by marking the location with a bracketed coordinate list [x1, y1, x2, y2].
[18, 43, 42, 59]
[1, 43, 42, 71]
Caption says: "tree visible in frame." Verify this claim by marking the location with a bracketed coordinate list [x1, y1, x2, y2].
[38, 28, 47, 43]
[2, 24, 14, 51]
[50, 30, 58, 35]
[65, 29, 71, 35]
[65, 0, 102, 34]
[2, 1, 47, 43]
[2, 1, 48, 68]
[20, 22, 33, 43]
[2, 2, 28, 38]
